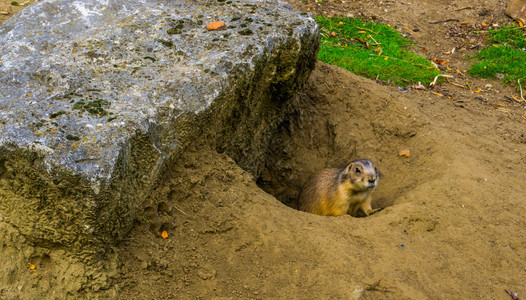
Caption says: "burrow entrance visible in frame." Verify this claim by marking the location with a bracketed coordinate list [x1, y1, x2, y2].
[255, 62, 439, 212]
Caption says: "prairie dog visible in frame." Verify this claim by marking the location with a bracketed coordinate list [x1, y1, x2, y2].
[298, 159, 380, 217]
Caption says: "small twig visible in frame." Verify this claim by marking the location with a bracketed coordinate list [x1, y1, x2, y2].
[452, 6, 473, 11]
[429, 19, 460, 24]
[518, 79, 525, 101]
[402, 24, 419, 35]
[173, 205, 187, 215]
[446, 78, 469, 89]
[430, 74, 453, 86]
[367, 34, 380, 46]
[355, 26, 380, 35]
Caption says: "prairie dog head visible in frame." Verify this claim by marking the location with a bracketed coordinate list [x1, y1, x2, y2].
[343, 159, 380, 191]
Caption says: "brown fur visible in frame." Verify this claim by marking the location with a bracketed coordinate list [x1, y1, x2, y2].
[298, 159, 380, 217]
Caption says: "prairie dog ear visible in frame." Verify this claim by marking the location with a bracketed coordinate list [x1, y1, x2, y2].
[375, 167, 381, 178]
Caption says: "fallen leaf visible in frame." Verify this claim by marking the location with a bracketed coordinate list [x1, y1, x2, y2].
[421, 47, 427, 53]
[473, 88, 481, 93]
[330, 31, 337, 37]
[358, 30, 366, 33]
[512, 96, 523, 102]
[399, 149, 411, 157]
[433, 92, 443, 96]
[161, 230, 169, 239]
[384, 56, 389, 60]
[206, 21, 227, 31]
[433, 57, 447, 65]
[307, 7, 310, 11]
[29, 264, 35, 270]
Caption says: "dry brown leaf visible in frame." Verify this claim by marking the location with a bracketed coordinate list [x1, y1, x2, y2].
[433, 57, 447, 65]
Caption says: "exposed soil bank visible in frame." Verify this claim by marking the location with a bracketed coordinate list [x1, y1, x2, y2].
[115, 62, 526, 299]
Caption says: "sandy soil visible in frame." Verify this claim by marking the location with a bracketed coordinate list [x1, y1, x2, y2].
[3, 0, 526, 299]
[0, 0, 33, 24]
[115, 58, 526, 298]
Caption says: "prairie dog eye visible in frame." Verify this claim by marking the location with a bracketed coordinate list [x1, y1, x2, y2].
[355, 167, 361, 174]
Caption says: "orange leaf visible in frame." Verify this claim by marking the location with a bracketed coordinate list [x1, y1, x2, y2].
[421, 47, 427, 53]
[384, 56, 389, 60]
[446, 66, 451, 71]
[307, 8, 310, 11]
[399, 149, 411, 157]
[473, 88, 481, 93]
[330, 31, 337, 37]
[29, 264, 36, 270]
[161, 230, 169, 239]
[519, 20, 524, 27]
[433, 57, 447, 65]
[206, 21, 227, 31]
[358, 31, 366, 33]
[433, 92, 443, 96]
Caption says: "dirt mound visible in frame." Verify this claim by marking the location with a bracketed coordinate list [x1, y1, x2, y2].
[114, 61, 526, 299]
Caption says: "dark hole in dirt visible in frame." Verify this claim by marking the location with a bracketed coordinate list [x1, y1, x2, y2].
[157, 202, 171, 215]
[159, 223, 170, 233]
[0, 159, 5, 178]
[255, 63, 428, 214]
[30, 253, 52, 270]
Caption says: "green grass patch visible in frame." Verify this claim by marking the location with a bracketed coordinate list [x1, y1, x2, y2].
[469, 25, 526, 84]
[315, 16, 440, 87]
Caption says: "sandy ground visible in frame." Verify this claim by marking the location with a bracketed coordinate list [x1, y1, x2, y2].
[115, 59, 526, 298]
[0, 0, 33, 24]
[2, 0, 526, 299]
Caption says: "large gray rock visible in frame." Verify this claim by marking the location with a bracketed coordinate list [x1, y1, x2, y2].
[0, 0, 318, 293]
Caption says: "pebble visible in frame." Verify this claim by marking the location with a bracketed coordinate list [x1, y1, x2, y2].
[198, 268, 216, 280]
[399, 149, 411, 157]
[141, 261, 148, 269]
